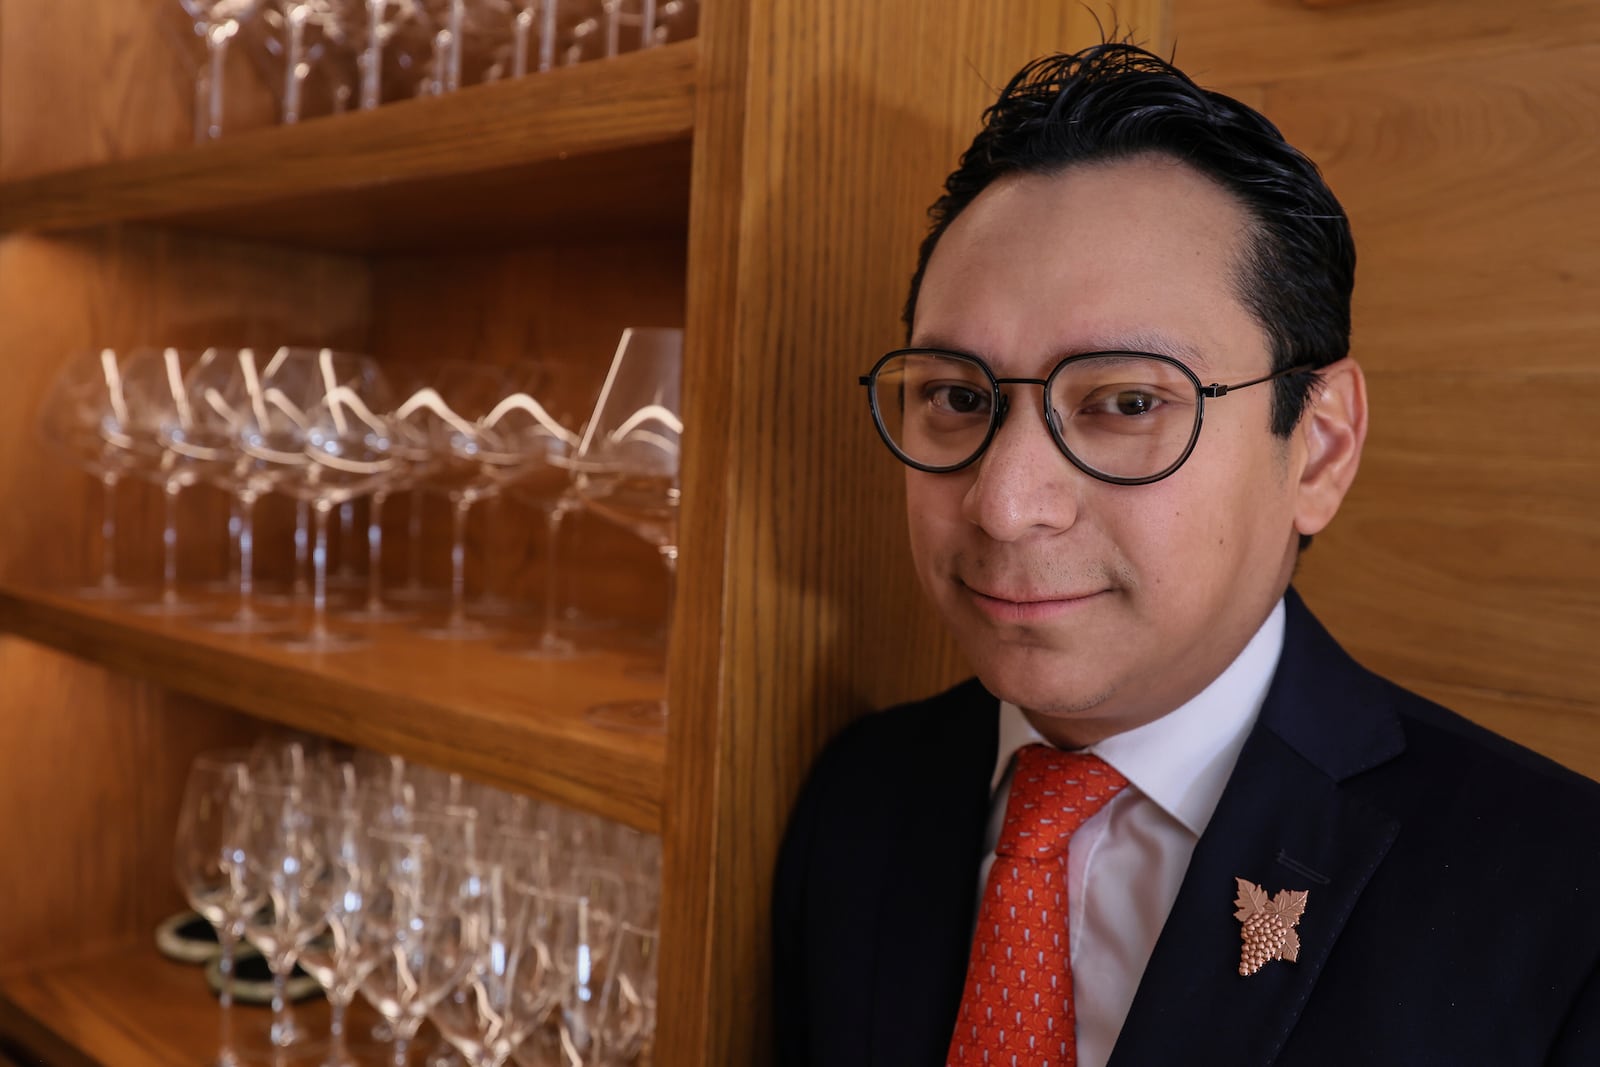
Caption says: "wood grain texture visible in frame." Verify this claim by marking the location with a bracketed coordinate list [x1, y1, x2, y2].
[1173, 0, 1600, 777]
[0, 41, 697, 253]
[0, 0, 277, 180]
[0, 642, 260, 975]
[658, 2, 1168, 1064]
[0, 940, 397, 1066]
[0, 585, 668, 832]
[1170, 0, 1597, 85]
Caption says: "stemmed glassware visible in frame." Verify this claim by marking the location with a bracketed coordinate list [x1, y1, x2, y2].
[240, 783, 331, 1056]
[179, 0, 264, 139]
[175, 753, 262, 1067]
[39, 349, 144, 600]
[189, 348, 304, 634]
[566, 327, 683, 729]
[478, 367, 576, 654]
[123, 347, 231, 616]
[359, 815, 482, 1067]
[248, 348, 398, 651]
[399, 363, 516, 640]
[512, 867, 624, 1067]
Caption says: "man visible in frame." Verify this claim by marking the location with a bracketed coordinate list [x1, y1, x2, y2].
[773, 42, 1600, 1066]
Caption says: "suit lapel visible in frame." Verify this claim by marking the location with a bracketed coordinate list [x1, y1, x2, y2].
[868, 681, 999, 1066]
[1109, 591, 1406, 1067]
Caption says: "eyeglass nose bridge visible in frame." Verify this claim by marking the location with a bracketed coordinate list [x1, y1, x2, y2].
[989, 375, 1054, 440]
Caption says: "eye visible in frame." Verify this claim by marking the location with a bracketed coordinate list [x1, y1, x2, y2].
[925, 383, 991, 417]
[1109, 390, 1160, 416]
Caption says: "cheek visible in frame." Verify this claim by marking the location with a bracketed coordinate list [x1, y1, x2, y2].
[904, 474, 964, 570]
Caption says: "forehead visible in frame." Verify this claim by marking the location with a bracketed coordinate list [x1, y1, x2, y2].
[912, 156, 1268, 376]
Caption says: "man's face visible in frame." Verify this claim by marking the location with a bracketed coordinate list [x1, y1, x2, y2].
[906, 156, 1308, 745]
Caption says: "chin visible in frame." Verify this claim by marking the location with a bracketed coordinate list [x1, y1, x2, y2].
[964, 638, 1120, 718]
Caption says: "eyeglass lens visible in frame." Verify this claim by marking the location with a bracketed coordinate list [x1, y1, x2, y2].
[871, 351, 1201, 479]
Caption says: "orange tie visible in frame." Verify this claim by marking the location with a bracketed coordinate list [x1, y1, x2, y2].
[946, 744, 1129, 1067]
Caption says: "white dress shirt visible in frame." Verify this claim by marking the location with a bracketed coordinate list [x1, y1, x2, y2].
[977, 598, 1286, 1067]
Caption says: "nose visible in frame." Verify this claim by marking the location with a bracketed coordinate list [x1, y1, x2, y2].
[959, 391, 1082, 542]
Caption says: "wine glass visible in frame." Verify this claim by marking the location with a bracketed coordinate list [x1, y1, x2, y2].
[300, 782, 378, 1067]
[122, 347, 232, 616]
[38, 349, 146, 600]
[399, 363, 515, 640]
[359, 821, 482, 1067]
[179, 0, 264, 139]
[247, 348, 396, 652]
[175, 753, 263, 1067]
[240, 782, 330, 1055]
[596, 920, 657, 1064]
[189, 348, 313, 635]
[476, 364, 573, 645]
[427, 830, 553, 1067]
[566, 327, 683, 730]
[512, 868, 624, 1067]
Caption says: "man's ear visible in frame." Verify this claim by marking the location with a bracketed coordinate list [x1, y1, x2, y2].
[1294, 357, 1367, 539]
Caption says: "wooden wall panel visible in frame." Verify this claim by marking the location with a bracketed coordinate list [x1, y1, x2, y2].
[0, 641, 261, 975]
[0, 0, 278, 180]
[1174, 0, 1600, 773]
[661, 2, 1169, 1063]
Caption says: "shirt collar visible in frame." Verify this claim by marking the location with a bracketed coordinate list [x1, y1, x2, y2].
[991, 598, 1286, 836]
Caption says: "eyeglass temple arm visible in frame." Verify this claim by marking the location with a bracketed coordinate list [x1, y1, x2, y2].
[1200, 362, 1316, 399]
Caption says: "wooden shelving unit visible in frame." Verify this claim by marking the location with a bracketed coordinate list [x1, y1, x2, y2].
[0, 585, 667, 831]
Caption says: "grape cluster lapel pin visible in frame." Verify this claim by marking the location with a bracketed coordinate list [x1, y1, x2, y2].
[1234, 877, 1309, 977]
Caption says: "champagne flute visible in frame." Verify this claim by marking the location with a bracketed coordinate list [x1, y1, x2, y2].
[175, 754, 262, 1067]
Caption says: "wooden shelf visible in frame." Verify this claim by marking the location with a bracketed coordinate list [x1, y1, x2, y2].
[0, 41, 698, 253]
[0, 586, 666, 832]
[0, 940, 392, 1067]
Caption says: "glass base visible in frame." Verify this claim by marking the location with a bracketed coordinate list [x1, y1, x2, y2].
[339, 601, 417, 624]
[130, 594, 207, 617]
[585, 699, 667, 734]
[416, 617, 492, 641]
[203, 609, 287, 636]
[503, 632, 578, 660]
[274, 628, 369, 654]
[387, 583, 444, 606]
[68, 579, 135, 601]
[466, 594, 522, 619]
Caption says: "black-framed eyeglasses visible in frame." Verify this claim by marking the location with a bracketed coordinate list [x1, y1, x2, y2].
[858, 348, 1314, 485]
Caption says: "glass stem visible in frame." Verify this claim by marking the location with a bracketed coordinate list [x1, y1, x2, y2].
[405, 490, 424, 592]
[392, 1030, 410, 1067]
[539, 502, 568, 646]
[448, 497, 472, 629]
[284, 5, 307, 124]
[216, 927, 240, 1067]
[313, 503, 333, 640]
[538, 0, 557, 72]
[330, 993, 349, 1062]
[446, 0, 465, 90]
[295, 500, 311, 598]
[365, 490, 389, 612]
[98, 473, 119, 591]
[512, 8, 531, 77]
[162, 482, 183, 606]
[238, 492, 259, 619]
[271, 964, 291, 1048]
[205, 20, 237, 140]
[363, 0, 385, 108]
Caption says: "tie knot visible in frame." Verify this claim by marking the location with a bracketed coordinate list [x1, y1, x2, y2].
[997, 743, 1128, 860]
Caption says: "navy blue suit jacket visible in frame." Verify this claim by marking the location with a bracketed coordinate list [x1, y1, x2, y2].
[773, 591, 1600, 1064]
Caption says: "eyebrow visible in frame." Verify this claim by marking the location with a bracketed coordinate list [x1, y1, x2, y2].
[905, 331, 1215, 376]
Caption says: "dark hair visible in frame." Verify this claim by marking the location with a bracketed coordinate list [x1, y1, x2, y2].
[904, 42, 1355, 439]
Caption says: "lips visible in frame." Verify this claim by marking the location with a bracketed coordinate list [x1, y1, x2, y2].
[959, 579, 1108, 623]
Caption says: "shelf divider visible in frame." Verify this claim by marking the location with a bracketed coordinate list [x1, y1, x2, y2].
[0, 585, 666, 832]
